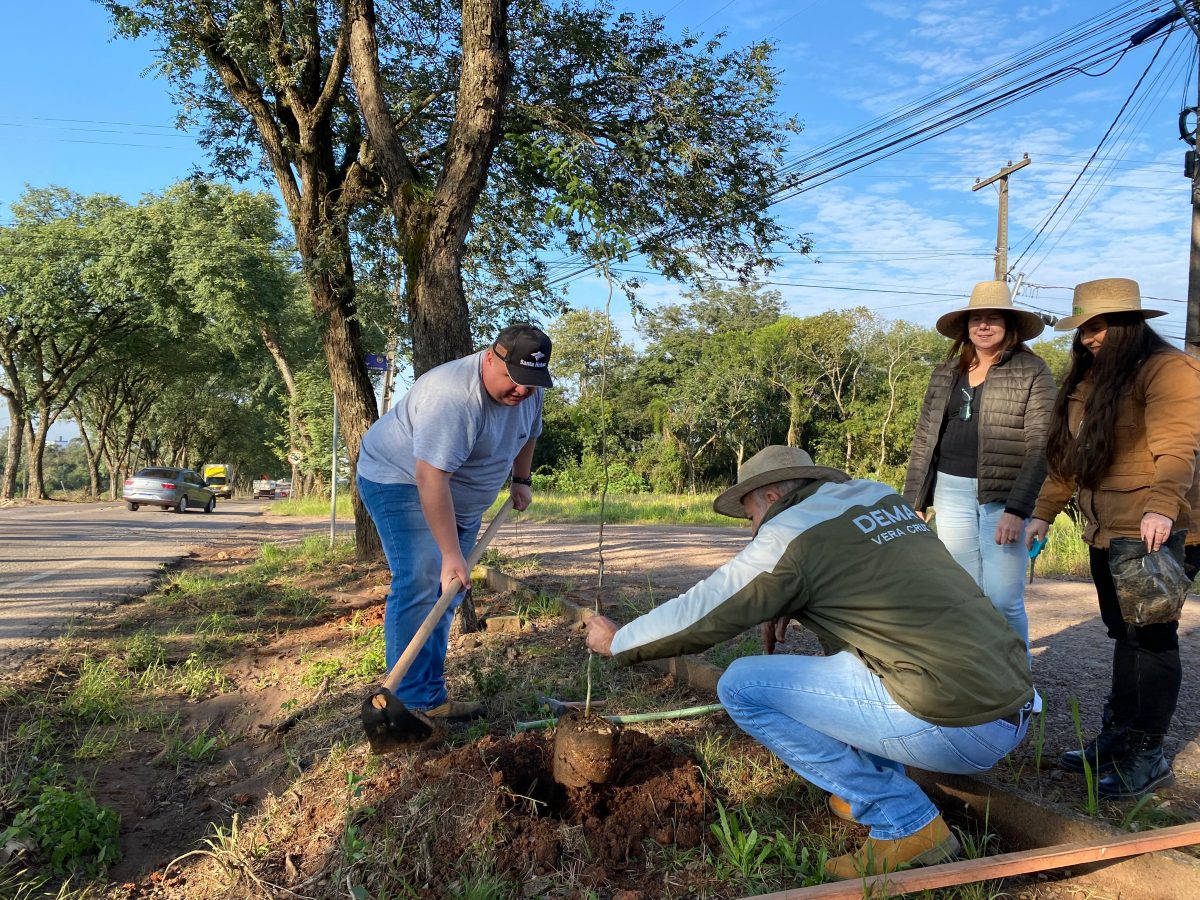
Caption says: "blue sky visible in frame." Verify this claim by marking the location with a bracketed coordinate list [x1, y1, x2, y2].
[2, 1, 1196, 434]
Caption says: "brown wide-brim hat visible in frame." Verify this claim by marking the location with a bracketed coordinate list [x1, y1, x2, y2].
[935, 280, 1046, 342]
[713, 445, 848, 519]
[1053, 277, 1167, 332]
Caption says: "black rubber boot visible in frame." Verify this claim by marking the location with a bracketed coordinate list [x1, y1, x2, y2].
[1059, 708, 1132, 776]
[1097, 731, 1174, 799]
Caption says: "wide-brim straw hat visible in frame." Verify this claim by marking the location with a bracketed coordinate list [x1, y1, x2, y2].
[935, 280, 1046, 342]
[1053, 277, 1167, 331]
[713, 445, 848, 519]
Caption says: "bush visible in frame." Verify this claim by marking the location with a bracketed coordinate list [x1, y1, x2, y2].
[2, 780, 121, 876]
[545, 452, 649, 494]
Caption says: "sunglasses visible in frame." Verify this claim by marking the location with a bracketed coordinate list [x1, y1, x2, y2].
[958, 387, 975, 422]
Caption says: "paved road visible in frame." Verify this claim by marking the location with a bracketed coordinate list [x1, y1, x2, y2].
[0, 500, 346, 665]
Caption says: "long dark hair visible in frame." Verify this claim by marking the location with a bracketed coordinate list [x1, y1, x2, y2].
[945, 310, 1028, 374]
[1045, 312, 1173, 487]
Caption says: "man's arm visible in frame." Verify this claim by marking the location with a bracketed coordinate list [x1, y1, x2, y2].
[415, 459, 470, 595]
[510, 436, 537, 511]
[592, 525, 807, 665]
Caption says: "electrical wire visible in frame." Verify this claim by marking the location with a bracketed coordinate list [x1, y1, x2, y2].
[544, 2, 1182, 290]
[1012, 29, 1183, 274]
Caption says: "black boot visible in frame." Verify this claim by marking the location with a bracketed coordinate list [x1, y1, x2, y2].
[1060, 709, 1132, 775]
[1097, 731, 1174, 799]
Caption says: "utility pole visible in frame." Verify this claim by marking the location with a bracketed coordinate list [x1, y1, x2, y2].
[1131, 2, 1200, 354]
[1183, 13, 1200, 358]
[973, 155, 1031, 282]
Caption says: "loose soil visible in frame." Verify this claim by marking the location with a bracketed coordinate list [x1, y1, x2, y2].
[406, 729, 709, 882]
[2, 514, 1194, 899]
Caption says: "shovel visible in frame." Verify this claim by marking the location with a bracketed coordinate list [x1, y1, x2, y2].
[361, 497, 514, 753]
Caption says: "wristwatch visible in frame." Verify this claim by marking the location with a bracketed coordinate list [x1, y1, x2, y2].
[511, 474, 533, 486]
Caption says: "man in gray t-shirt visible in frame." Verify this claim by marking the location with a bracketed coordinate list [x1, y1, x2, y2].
[357, 324, 553, 720]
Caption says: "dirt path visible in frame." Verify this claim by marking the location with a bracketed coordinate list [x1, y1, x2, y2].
[491, 521, 1200, 815]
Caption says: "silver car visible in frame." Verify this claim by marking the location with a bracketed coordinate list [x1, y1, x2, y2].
[123, 467, 216, 513]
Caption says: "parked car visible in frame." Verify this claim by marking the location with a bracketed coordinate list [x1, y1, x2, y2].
[252, 478, 277, 499]
[124, 467, 216, 513]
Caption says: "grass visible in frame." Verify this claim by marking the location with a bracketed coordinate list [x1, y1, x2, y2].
[0, 502, 1135, 898]
[270, 495, 354, 517]
[270, 488, 1092, 577]
[1033, 512, 1090, 578]
[1069, 696, 1101, 817]
[0, 533, 365, 890]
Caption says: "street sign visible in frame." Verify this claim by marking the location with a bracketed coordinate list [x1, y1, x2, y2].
[287, 449, 303, 465]
[365, 353, 389, 372]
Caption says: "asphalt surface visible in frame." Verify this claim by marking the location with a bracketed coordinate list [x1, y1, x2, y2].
[0, 499, 348, 666]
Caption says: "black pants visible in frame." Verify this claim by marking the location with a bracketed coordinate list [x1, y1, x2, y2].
[1089, 544, 1199, 735]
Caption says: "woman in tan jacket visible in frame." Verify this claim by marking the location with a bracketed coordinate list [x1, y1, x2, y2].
[1027, 278, 1200, 799]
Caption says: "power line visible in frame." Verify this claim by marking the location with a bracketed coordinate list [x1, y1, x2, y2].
[545, 2, 1182, 290]
[1011, 28, 1181, 273]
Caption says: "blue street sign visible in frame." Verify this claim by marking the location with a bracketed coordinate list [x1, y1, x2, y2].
[365, 353, 389, 372]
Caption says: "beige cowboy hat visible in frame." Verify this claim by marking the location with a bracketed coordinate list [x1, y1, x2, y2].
[713, 445, 848, 519]
[1053, 277, 1167, 332]
[935, 280, 1046, 342]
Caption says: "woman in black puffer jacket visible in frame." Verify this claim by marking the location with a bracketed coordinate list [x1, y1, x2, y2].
[903, 281, 1056, 650]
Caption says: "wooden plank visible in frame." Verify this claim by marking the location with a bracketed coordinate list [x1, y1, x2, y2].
[738, 821, 1200, 899]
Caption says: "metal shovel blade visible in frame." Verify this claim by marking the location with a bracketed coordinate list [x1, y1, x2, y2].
[361, 688, 434, 753]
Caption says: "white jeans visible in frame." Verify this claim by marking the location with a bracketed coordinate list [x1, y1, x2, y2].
[933, 471, 1030, 648]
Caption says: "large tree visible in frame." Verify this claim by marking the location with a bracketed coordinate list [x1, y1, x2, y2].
[105, 0, 383, 553]
[104, 0, 802, 548]
[0, 189, 142, 499]
[344, 0, 803, 368]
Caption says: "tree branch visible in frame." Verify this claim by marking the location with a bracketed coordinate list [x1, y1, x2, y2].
[312, 3, 353, 124]
[194, 6, 303, 212]
[346, 0, 421, 204]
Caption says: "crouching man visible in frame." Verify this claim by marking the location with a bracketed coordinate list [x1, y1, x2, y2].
[585, 446, 1034, 880]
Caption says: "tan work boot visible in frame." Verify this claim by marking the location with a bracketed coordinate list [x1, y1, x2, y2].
[828, 794, 858, 824]
[424, 699, 485, 721]
[824, 814, 960, 881]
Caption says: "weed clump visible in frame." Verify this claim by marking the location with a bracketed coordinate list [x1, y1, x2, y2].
[2, 776, 121, 877]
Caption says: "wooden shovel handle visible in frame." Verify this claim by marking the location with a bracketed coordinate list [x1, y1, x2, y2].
[381, 497, 514, 693]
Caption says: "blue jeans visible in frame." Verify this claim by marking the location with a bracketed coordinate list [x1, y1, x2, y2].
[356, 475, 480, 710]
[933, 471, 1030, 648]
[717, 652, 1029, 839]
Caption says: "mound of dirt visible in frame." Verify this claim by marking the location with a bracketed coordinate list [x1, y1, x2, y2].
[376, 728, 709, 889]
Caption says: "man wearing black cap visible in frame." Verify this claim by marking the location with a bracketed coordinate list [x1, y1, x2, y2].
[357, 324, 553, 720]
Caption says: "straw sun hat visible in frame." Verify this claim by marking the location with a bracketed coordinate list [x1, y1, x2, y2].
[935, 280, 1046, 342]
[713, 445, 848, 518]
[1052, 278, 1167, 332]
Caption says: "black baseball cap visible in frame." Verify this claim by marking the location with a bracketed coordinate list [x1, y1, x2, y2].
[492, 324, 554, 388]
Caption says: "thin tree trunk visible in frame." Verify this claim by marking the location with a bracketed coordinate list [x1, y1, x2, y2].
[1, 395, 22, 500]
[69, 400, 101, 496]
[260, 325, 318, 465]
[295, 224, 381, 561]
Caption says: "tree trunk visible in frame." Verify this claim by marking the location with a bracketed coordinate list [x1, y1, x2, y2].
[408, 245, 474, 376]
[25, 412, 48, 500]
[294, 220, 381, 562]
[1, 395, 21, 500]
[69, 400, 101, 497]
[260, 325, 318, 466]
[349, 0, 511, 377]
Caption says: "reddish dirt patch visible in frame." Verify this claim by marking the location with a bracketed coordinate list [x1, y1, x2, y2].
[380, 729, 710, 889]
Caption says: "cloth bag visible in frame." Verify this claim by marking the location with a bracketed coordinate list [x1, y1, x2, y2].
[1108, 529, 1191, 626]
